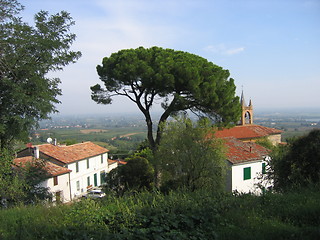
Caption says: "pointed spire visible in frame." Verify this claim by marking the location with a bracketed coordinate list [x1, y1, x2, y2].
[239, 88, 254, 125]
[240, 90, 246, 107]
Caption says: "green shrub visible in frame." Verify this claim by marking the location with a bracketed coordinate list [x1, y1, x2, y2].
[0, 189, 319, 239]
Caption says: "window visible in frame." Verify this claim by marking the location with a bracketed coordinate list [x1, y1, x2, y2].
[76, 181, 80, 191]
[87, 176, 90, 187]
[101, 154, 104, 164]
[53, 176, 58, 186]
[262, 163, 266, 174]
[76, 162, 79, 172]
[243, 167, 251, 180]
[87, 159, 90, 169]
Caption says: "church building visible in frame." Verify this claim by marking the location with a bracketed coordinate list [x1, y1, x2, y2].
[216, 91, 282, 193]
[216, 91, 283, 145]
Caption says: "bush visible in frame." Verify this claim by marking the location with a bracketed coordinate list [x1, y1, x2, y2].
[0, 189, 319, 239]
[271, 129, 320, 191]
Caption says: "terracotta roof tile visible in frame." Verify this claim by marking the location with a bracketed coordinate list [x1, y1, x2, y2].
[223, 137, 270, 164]
[118, 160, 127, 165]
[215, 124, 282, 139]
[38, 141, 109, 164]
[108, 159, 117, 165]
[108, 159, 127, 165]
[14, 156, 71, 177]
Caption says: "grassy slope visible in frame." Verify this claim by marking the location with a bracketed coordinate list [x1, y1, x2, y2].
[0, 189, 319, 240]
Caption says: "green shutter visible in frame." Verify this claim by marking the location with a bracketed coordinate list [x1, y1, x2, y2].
[87, 176, 90, 187]
[262, 163, 266, 174]
[100, 171, 106, 184]
[243, 167, 251, 180]
[94, 173, 98, 186]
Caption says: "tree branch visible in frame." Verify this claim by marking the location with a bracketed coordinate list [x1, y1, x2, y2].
[154, 94, 179, 146]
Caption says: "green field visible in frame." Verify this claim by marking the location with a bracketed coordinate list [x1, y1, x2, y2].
[34, 126, 148, 156]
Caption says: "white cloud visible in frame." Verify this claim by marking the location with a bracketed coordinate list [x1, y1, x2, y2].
[226, 47, 245, 55]
[204, 44, 226, 53]
[205, 44, 245, 55]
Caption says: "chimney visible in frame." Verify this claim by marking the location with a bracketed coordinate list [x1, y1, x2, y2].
[54, 138, 57, 146]
[34, 146, 40, 159]
[249, 146, 252, 153]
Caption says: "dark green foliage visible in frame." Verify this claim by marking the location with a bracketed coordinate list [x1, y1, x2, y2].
[0, 149, 52, 207]
[0, 0, 23, 21]
[91, 46, 241, 150]
[271, 129, 320, 191]
[121, 156, 154, 190]
[156, 117, 226, 192]
[0, 189, 319, 239]
[0, 0, 81, 149]
[18, 159, 52, 203]
[106, 156, 154, 195]
[0, 149, 26, 206]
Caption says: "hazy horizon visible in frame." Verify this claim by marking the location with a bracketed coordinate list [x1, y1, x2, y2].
[48, 106, 320, 120]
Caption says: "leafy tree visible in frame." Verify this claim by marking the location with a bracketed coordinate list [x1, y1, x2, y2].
[270, 129, 320, 191]
[0, 149, 26, 207]
[133, 146, 155, 165]
[156, 116, 226, 192]
[0, 150, 53, 207]
[106, 156, 154, 195]
[0, 0, 81, 149]
[0, 0, 23, 21]
[19, 159, 52, 204]
[122, 156, 154, 190]
[91, 47, 241, 150]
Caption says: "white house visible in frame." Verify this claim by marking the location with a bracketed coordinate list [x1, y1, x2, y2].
[223, 137, 271, 194]
[13, 156, 72, 203]
[17, 141, 116, 202]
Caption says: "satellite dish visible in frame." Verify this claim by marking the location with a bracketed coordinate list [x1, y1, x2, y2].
[47, 137, 53, 144]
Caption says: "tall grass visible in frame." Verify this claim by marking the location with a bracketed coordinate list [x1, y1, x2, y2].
[0, 188, 319, 239]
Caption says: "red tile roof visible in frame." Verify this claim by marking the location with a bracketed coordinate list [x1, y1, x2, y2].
[118, 160, 127, 165]
[108, 159, 127, 165]
[215, 124, 282, 140]
[38, 141, 109, 164]
[14, 156, 71, 177]
[223, 137, 270, 164]
[108, 159, 117, 165]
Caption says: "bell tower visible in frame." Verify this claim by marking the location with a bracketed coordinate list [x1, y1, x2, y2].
[239, 90, 253, 125]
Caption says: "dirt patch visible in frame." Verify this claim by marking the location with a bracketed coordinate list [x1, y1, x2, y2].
[80, 129, 109, 134]
[120, 132, 144, 138]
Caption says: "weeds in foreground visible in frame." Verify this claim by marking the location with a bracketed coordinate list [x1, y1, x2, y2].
[0, 189, 319, 240]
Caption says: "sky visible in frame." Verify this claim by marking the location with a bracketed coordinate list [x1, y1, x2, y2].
[19, 0, 320, 116]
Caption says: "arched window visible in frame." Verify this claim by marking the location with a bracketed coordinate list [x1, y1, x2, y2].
[244, 111, 251, 124]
